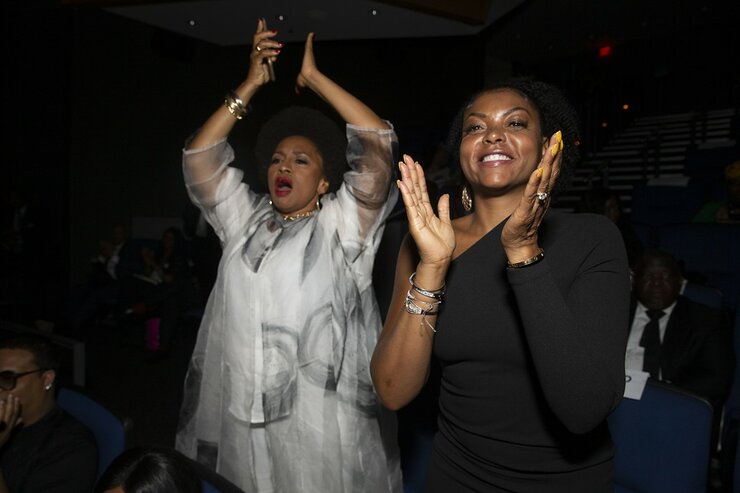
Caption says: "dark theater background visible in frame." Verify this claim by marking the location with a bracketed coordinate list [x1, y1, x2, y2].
[3, 0, 739, 491]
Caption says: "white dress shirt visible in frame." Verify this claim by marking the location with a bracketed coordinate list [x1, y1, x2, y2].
[625, 300, 677, 377]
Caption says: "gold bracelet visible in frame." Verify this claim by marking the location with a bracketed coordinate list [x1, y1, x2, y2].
[507, 249, 544, 268]
[224, 91, 248, 120]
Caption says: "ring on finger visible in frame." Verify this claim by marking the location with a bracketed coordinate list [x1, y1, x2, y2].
[536, 191, 549, 202]
[255, 44, 262, 52]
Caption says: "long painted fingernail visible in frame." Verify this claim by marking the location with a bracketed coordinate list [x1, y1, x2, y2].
[537, 168, 543, 178]
[403, 154, 411, 162]
[551, 132, 561, 157]
[396, 180, 402, 189]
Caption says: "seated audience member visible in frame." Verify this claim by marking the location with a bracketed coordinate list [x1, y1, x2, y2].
[120, 227, 193, 357]
[578, 186, 643, 268]
[693, 160, 740, 223]
[73, 223, 141, 335]
[96, 446, 201, 493]
[0, 333, 98, 492]
[625, 249, 734, 404]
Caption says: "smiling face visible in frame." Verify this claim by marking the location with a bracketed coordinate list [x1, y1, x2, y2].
[267, 135, 329, 216]
[459, 89, 548, 198]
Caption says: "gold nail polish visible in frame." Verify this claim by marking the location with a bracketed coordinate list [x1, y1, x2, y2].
[537, 168, 543, 178]
[556, 130, 562, 143]
[551, 144, 559, 157]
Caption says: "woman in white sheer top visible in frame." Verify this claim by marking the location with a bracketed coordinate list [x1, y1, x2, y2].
[175, 19, 401, 493]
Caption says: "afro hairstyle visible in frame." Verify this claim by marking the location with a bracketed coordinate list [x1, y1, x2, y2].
[254, 106, 348, 194]
[449, 77, 581, 196]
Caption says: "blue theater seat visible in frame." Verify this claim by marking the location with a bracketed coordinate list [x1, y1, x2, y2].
[630, 183, 706, 227]
[657, 223, 740, 310]
[608, 380, 714, 493]
[57, 387, 133, 479]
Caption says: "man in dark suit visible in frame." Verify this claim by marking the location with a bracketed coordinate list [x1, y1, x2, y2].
[625, 249, 734, 405]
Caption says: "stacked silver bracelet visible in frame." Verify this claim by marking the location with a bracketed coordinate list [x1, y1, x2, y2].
[404, 272, 445, 333]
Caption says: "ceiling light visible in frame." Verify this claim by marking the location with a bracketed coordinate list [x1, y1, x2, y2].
[369, 9, 379, 16]
[188, 19, 196, 27]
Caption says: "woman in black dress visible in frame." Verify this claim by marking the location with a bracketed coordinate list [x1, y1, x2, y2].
[371, 79, 630, 492]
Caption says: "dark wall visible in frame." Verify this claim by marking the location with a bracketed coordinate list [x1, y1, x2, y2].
[7, 3, 738, 309]
[11, 6, 483, 289]
[491, 23, 740, 153]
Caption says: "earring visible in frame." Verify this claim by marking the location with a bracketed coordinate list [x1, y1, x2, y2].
[461, 185, 472, 212]
[45, 383, 53, 391]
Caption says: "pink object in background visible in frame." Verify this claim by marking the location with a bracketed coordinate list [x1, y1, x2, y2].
[145, 317, 161, 351]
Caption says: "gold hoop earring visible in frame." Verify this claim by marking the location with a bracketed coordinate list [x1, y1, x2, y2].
[461, 185, 472, 212]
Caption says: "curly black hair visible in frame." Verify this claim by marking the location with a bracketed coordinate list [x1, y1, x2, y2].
[449, 77, 581, 196]
[254, 106, 347, 194]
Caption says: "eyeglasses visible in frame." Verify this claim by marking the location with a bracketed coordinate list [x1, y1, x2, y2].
[0, 369, 48, 391]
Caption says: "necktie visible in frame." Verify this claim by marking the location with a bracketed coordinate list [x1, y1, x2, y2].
[640, 309, 665, 378]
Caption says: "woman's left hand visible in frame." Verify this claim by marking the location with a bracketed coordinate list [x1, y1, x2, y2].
[501, 131, 563, 259]
[296, 32, 319, 93]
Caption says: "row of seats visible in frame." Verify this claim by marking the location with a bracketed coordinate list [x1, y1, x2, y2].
[631, 220, 740, 310]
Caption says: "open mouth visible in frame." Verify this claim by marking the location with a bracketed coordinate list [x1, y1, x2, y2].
[274, 176, 293, 197]
[480, 152, 514, 165]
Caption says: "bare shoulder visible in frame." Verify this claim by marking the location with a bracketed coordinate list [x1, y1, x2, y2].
[451, 215, 479, 260]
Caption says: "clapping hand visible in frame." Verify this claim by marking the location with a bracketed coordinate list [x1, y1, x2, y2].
[501, 131, 563, 254]
[295, 32, 318, 93]
[397, 154, 455, 268]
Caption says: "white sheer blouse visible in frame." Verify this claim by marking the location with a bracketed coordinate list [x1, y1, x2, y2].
[175, 123, 402, 492]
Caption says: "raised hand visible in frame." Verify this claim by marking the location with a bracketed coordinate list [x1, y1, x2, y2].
[245, 18, 282, 88]
[296, 32, 318, 93]
[397, 154, 455, 268]
[501, 131, 563, 255]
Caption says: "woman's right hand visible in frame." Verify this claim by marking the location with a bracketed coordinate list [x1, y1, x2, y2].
[244, 18, 282, 88]
[397, 154, 455, 268]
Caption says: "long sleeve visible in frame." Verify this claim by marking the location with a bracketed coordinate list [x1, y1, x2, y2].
[508, 215, 631, 434]
[322, 123, 398, 262]
[182, 138, 256, 244]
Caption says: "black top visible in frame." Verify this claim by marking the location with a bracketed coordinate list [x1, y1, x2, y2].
[0, 406, 98, 493]
[432, 211, 630, 487]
